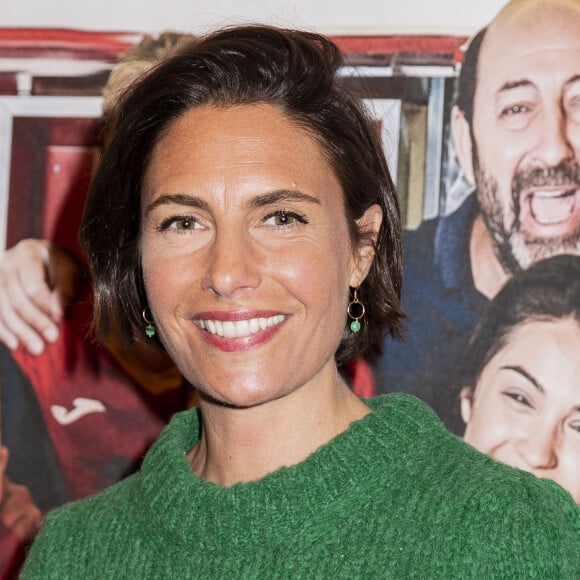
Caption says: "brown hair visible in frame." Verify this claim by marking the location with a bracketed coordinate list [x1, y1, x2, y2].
[80, 25, 405, 364]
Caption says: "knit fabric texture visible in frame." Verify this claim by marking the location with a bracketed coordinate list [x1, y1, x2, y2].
[22, 394, 580, 578]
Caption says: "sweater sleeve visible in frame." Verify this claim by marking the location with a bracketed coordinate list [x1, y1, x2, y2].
[454, 474, 580, 578]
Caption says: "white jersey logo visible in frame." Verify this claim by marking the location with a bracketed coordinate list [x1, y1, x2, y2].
[51, 397, 107, 425]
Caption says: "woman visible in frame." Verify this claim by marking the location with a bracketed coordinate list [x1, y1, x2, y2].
[23, 25, 578, 578]
[459, 254, 580, 504]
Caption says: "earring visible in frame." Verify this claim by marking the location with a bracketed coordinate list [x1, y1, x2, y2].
[142, 308, 156, 338]
[347, 288, 365, 333]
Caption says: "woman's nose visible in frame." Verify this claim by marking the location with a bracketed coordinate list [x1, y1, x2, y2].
[202, 229, 261, 297]
[514, 426, 559, 471]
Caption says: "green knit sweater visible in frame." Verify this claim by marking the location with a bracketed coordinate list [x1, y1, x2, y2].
[22, 394, 579, 578]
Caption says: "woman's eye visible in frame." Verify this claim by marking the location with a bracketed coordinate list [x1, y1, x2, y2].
[264, 210, 307, 227]
[159, 216, 201, 231]
[503, 391, 533, 408]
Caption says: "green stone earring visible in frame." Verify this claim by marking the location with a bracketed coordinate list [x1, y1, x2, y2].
[142, 308, 156, 338]
[347, 288, 365, 333]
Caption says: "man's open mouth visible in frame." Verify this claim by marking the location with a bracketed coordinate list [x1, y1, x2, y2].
[526, 188, 578, 225]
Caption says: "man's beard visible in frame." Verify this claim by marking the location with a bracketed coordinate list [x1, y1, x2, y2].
[474, 159, 580, 274]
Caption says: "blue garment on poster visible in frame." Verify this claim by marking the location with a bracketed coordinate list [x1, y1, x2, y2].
[376, 194, 488, 434]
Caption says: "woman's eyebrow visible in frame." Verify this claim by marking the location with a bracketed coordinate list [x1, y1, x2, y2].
[501, 365, 544, 393]
[245, 190, 321, 209]
[143, 194, 210, 216]
[144, 191, 321, 215]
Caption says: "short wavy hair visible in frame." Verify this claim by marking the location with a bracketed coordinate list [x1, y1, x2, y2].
[80, 25, 405, 364]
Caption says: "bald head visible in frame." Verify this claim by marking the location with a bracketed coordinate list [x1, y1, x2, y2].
[478, 0, 580, 96]
[492, 0, 580, 26]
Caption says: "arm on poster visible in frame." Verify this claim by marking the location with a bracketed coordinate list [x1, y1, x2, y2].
[0, 239, 80, 355]
[0, 33, 197, 359]
[0, 447, 43, 541]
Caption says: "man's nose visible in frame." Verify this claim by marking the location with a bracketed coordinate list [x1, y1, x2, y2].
[531, 107, 574, 168]
[202, 228, 261, 298]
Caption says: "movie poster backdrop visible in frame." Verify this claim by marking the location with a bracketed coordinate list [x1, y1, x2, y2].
[0, 22, 578, 577]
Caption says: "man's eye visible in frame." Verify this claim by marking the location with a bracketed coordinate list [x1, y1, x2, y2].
[501, 104, 529, 117]
[264, 210, 307, 226]
[564, 95, 580, 121]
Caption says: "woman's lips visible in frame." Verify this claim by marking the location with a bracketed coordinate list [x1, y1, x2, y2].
[196, 314, 285, 338]
[193, 312, 287, 352]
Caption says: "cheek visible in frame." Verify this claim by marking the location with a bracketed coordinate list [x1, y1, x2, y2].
[567, 120, 580, 154]
[273, 219, 353, 284]
[272, 241, 349, 307]
[464, 398, 513, 451]
[464, 418, 512, 461]
[474, 126, 531, 182]
[141, 245, 195, 315]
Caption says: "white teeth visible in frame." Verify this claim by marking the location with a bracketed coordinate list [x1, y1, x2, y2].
[198, 315, 285, 338]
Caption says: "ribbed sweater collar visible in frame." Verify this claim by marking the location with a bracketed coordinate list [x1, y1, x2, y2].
[140, 394, 438, 554]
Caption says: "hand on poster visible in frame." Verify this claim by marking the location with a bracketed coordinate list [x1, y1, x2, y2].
[0, 33, 197, 361]
[0, 239, 80, 355]
[0, 447, 43, 541]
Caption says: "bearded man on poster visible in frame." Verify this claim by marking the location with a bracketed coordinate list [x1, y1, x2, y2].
[378, 0, 580, 432]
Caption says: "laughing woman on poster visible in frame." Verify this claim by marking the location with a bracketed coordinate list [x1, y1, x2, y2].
[460, 254, 580, 504]
[22, 25, 579, 578]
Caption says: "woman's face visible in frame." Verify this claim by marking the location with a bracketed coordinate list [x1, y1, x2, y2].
[461, 317, 580, 503]
[140, 103, 380, 408]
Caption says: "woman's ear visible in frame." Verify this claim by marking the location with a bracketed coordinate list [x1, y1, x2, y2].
[459, 386, 474, 424]
[451, 106, 475, 186]
[349, 204, 382, 287]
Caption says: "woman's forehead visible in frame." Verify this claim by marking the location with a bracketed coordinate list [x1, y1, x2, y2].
[142, 103, 342, 203]
[479, 318, 580, 396]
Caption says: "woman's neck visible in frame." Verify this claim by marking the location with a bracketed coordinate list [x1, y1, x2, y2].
[187, 366, 371, 486]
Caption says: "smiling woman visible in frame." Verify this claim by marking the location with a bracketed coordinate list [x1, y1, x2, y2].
[459, 254, 580, 504]
[138, 103, 378, 413]
[22, 25, 579, 578]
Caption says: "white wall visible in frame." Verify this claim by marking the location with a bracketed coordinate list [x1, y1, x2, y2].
[5, 0, 509, 36]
